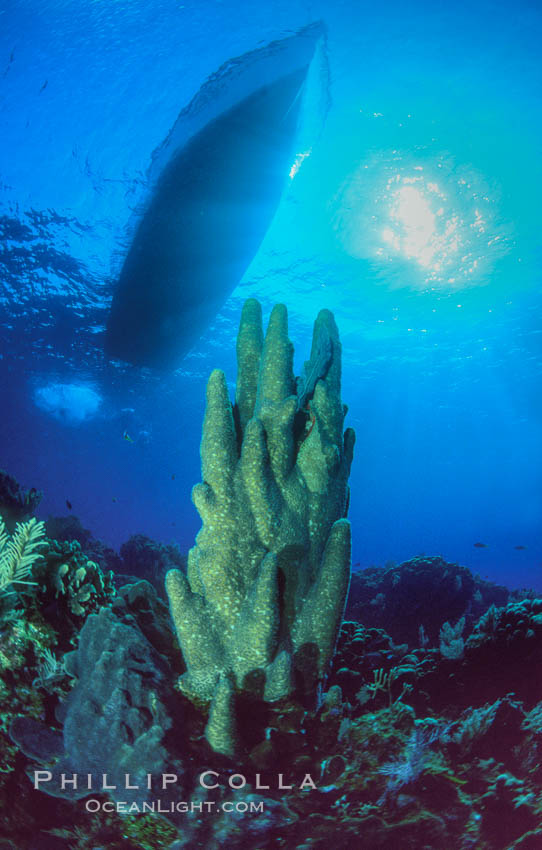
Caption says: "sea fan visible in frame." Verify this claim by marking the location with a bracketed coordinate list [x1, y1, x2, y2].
[0, 515, 46, 595]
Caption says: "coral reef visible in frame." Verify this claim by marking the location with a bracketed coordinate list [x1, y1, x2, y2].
[12, 606, 183, 806]
[346, 555, 509, 646]
[45, 514, 122, 575]
[32, 537, 116, 635]
[329, 619, 411, 703]
[166, 299, 355, 751]
[44, 520, 185, 593]
[409, 596, 542, 712]
[119, 533, 186, 593]
[0, 561, 191, 848]
[2, 512, 542, 848]
[0, 469, 42, 532]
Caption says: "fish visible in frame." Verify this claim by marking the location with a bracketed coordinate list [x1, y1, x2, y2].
[66, 499, 72, 510]
[3, 51, 14, 78]
[473, 542, 488, 548]
[105, 22, 329, 369]
[122, 430, 134, 443]
[514, 545, 527, 550]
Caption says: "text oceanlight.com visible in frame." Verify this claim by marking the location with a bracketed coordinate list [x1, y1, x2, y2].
[84, 799, 266, 814]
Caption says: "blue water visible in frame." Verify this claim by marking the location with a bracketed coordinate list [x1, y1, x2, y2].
[1, 0, 541, 589]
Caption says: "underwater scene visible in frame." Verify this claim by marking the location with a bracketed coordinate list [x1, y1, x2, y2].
[1, 0, 542, 848]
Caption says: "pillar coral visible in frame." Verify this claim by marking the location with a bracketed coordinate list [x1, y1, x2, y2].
[166, 299, 355, 754]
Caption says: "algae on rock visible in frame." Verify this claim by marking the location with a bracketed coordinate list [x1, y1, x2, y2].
[166, 299, 355, 751]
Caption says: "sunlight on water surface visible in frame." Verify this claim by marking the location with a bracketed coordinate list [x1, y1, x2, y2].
[334, 149, 513, 291]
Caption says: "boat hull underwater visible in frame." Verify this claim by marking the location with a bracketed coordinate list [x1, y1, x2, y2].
[105, 22, 329, 369]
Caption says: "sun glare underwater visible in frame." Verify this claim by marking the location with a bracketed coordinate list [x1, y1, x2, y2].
[336, 149, 511, 291]
[0, 0, 541, 595]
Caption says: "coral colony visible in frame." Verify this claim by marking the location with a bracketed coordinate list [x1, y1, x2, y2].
[166, 299, 354, 755]
[2, 300, 542, 848]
